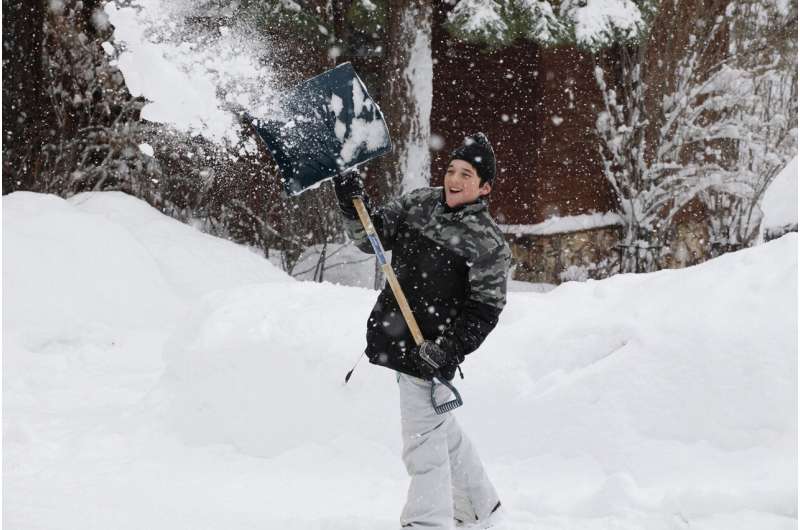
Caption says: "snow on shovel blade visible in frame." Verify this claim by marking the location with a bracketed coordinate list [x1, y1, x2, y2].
[251, 62, 392, 196]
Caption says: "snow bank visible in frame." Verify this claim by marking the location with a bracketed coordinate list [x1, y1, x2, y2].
[67, 192, 290, 298]
[153, 281, 401, 457]
[3, 192, 182, 349]
[159, 217, 797, 519]
[473, 235, 797, 517]
[3, 192, 288, 348]
[761, 156, 798, 235]
[4, 191, 796, 529]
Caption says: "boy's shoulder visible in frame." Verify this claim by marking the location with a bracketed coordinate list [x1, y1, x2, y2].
[400, 186, 440, 206]
[398, 186, 508, 255]
[398, 186, 442, 220]
[461, 207, 509, 257]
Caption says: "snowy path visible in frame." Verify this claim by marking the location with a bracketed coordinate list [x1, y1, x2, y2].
[4, 192, 797, 530]
[5, 321, 793, 530]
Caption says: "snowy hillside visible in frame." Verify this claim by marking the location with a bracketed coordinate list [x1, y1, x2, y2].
[4, 192, 797, 530]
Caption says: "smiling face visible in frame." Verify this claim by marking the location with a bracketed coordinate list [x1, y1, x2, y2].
[444, 159, 492, 208]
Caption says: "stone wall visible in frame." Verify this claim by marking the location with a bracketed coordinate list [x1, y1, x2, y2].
[662, 218, 710, 270]
[506, 225, 621, 284]
[506, 218, 713, 285]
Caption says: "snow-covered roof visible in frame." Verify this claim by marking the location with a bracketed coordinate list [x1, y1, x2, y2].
[500, 211, 622, 236]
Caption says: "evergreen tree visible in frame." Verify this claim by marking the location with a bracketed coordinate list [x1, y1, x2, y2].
[445, 0, 649, 51]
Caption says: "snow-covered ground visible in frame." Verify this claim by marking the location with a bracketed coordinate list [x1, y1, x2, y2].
[4, 192, 797, 530]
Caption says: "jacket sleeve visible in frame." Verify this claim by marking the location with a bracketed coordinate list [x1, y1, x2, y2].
[335, 188, 406, 254]
[441, 241, 511, 360]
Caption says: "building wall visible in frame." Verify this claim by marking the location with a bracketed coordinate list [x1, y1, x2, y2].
[526, 47, 618, 224]
[430, 3, 617, 226]
[429, 7, 541, 224]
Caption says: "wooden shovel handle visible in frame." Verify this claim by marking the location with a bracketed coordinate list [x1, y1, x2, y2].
[352, 197, 425, 346]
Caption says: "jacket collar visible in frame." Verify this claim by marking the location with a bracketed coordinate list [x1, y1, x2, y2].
[437, 187, 487, 219]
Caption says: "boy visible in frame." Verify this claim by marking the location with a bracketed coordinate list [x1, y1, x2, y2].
[334, 133, 511, 529]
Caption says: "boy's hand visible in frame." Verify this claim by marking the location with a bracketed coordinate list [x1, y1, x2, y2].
[333, 171, 366, 219]
[416, 339, 459, 379]
[333, 171, 365, 198]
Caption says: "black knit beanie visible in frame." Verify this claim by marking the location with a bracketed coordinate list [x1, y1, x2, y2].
[450, 132, 496, 184]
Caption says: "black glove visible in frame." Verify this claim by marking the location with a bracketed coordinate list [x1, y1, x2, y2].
[333, 171, 366, 219]
[416, 338, 460, 380]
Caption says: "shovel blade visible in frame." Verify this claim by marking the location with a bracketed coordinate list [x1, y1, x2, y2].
[251, 63, 392, 196]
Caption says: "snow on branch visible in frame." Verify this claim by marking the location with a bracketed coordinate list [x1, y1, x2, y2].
[446, 0, 646, 49]
[514, 0, 569, 45]
[593, 0, 797, 271]
[447, 0, 510, 46]
[559, 0, 646, 50]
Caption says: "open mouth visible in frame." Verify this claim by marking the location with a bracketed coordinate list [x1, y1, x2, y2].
[448, 188, 462, 194]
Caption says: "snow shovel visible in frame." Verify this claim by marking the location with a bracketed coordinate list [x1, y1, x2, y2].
[249, 62, 462, 414]
[250, 62, 393, 196]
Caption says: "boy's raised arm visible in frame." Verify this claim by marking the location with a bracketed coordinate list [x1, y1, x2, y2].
[333, 172, 405, 254]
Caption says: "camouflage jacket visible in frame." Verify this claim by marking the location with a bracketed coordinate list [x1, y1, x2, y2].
[339, 186, 511, 379]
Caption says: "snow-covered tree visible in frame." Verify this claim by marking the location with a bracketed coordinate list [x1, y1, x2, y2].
[594, 0, 797, 271]
[698, 0, 798, 255]
[375, 0, 433, 196]
[593, 12, 730, 272]
[3, 0, 160, 198]
[3, 1, 49, 192]
[42, 2, 160, 196]
[445, 0, 648, 51]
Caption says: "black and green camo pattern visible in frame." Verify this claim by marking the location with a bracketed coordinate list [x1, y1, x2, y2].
[343, 187, 511, 310]
[338, 185, 511, 379]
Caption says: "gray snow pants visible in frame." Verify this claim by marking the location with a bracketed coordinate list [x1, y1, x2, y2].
[397, 372, 500, 529]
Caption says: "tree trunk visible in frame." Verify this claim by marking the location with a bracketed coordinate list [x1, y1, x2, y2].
[376, 0, 433, 200]
[2, 0, 49, 192]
